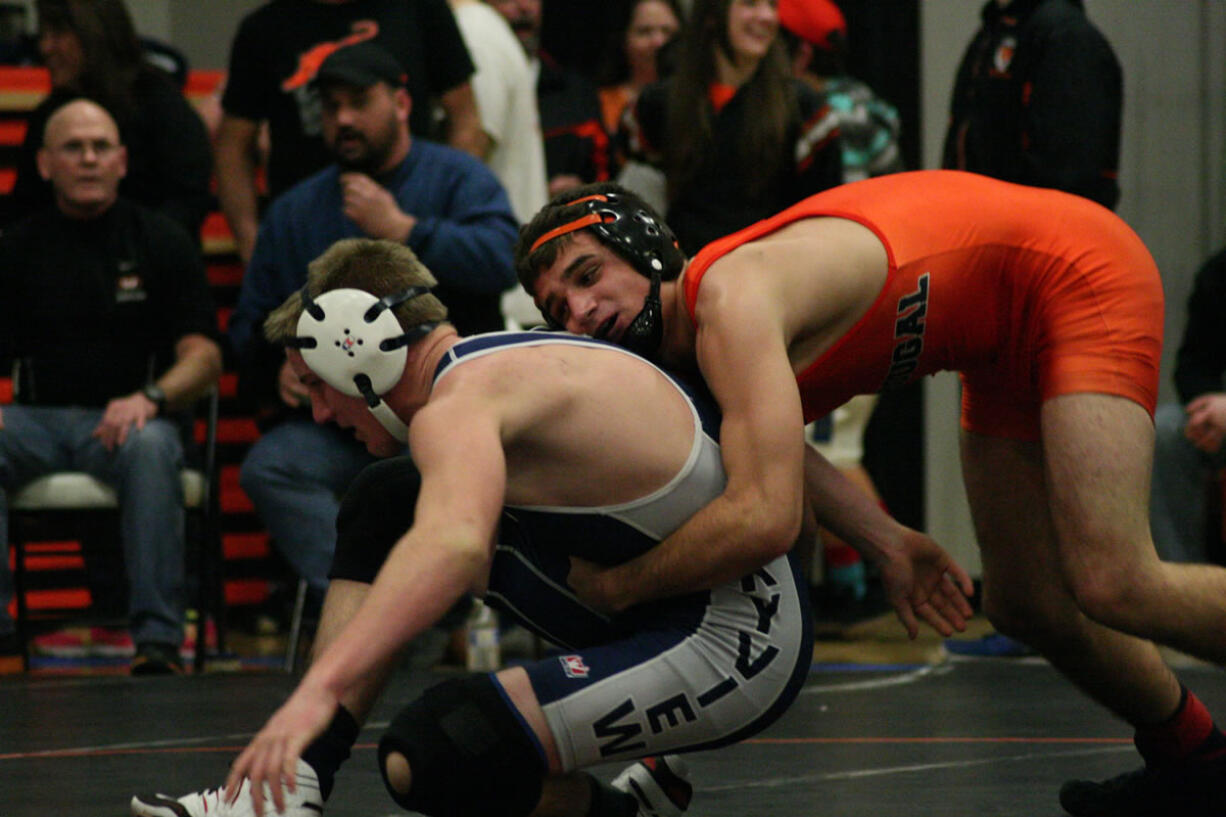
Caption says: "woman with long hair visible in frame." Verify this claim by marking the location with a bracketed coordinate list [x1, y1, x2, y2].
[596, 0, 683, 135]
[620, 0, 842, 254]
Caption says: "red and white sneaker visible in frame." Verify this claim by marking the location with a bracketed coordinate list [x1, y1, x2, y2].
[612, 755, 692, 817]
[32, 626, 134, 657]
[31, 627, 89, 657]
[89, 626, 136, 657]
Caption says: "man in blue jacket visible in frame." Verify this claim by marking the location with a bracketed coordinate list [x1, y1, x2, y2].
[228, 41, 518, 615]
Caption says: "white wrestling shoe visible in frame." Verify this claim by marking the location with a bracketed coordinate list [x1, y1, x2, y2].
[130, 759, 323, 816]
[612, 755, 693, 817]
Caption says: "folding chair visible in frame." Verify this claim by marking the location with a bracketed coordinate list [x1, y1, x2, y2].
[7, 389, 225, 673]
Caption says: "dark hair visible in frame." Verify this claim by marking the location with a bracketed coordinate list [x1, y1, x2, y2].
[514, 182, 680, 295]
[36, 0, 146, 116]
[663, 0, 797, 202]
[595, 0, 686, 88]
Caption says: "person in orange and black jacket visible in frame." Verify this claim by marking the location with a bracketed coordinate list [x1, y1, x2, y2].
[943, 0, 1122, 210]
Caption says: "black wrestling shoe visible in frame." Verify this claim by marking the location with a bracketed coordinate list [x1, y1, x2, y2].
[1059, 752, 1226, 816]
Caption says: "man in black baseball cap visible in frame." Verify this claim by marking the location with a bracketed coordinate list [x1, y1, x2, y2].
[308, 41, 413, 177]
[313, 41, 409, 92]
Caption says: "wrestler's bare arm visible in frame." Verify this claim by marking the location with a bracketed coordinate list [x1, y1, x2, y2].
[312, 400, 506, 684]
[576, 271, 809, 612]
[223, 398, 506, 814]
[801, 444, 974, 637]
[570, 232, 974, 623]
[574, 318, 973, 630]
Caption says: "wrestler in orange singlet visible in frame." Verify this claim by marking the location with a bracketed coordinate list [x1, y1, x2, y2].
[682, 170, 1163, 438]
[519, 169, 1226, 817]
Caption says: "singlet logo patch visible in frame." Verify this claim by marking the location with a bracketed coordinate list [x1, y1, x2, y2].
[560, 654, 590, 678]
[882, 272, 929, 390]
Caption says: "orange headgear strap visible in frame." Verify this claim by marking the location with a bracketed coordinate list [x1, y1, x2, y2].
[528, 194, 611, 253]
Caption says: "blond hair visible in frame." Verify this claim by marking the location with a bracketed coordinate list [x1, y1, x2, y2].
[264, 238, 448, 345]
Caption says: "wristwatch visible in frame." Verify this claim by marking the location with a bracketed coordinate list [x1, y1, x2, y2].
[141, 383, 167, 415]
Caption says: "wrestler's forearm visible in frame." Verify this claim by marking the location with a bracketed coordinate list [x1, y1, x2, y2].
[596, 490, 796, 611]
[309, 579, 394, 724]
[597, 414, 805, 608]
[802, 444, 905, 565]
[304, 533, 486, 698]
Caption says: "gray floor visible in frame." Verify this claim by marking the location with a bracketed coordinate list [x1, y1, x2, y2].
[2, 657, 1225, 816]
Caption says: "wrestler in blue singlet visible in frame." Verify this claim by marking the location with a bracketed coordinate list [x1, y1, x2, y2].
[434, 331, 813, 770]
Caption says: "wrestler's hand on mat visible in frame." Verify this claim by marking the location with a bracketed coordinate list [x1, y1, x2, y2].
[224, 682, 337, 816]
[878, 527, 975, 640]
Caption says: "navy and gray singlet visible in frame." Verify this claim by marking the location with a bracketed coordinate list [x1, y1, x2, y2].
[434, 331, 813, 771]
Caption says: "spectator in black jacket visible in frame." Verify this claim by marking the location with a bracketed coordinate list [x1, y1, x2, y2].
[0, 0, 212, 241]
[942, 0, 1123, 210]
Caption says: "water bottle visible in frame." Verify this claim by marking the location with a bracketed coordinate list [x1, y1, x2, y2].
[465, 598, 501, 672]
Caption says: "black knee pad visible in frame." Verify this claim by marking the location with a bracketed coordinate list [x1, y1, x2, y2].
[378, 674, 546, 817]
[330, 456, 422, 583]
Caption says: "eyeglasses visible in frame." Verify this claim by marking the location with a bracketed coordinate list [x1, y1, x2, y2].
[49, 139, 120, 160]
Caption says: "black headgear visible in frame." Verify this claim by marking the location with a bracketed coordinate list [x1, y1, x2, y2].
[530, 191, 684, 281]
[529, 191, 682, 359]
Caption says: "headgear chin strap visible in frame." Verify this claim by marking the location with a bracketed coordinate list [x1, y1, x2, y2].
[532, 191, 681, 360]
[288, 286, 438, 442]
[621, 269, 663, 361]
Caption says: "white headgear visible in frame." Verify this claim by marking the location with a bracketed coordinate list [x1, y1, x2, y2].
[290, 286, 437, 441]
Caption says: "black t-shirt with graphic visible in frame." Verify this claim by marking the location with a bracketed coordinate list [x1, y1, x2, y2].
[0, 199, 218, 408]
[222, 0, 474, 199]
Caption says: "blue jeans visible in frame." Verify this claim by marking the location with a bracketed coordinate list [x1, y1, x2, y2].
[1150, 402, 1226, 564]
[239, 418, 381, 594]
[0, 405, 186, 645]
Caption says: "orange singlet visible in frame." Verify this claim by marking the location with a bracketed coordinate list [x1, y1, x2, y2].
[682, 170, 1164, 440]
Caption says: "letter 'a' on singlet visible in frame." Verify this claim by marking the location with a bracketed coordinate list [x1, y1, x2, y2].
[681, 169, 1164, 440]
